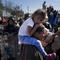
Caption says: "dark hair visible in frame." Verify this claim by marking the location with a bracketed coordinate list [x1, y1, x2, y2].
[32, 26, 44, 39]
[35, 27, 44, 33]
[32, 9, 46, 20]
[24, 13, 30, 20]
[8, 17, 15, 24]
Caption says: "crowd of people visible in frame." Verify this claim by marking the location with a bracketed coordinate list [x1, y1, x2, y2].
[18, 5, 60, 60]
[0, 4, 60, 60]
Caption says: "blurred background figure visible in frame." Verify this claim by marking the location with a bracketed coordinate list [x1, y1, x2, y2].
[42, 1, 47, 11]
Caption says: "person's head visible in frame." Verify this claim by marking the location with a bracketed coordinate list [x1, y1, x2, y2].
[32, 9, 46, 24]
[32, 26, 44, 40]
[57, 27, 60, 36]
[8, 17, 15, 25]
[24, 13, 30, 20]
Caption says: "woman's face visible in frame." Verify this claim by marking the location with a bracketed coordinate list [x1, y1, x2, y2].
[34, 15, 44, 24]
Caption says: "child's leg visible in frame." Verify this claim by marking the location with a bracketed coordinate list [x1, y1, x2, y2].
[18, 36, 47, 57]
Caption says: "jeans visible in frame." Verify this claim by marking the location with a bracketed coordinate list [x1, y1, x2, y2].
[18, 35, 47, 57]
